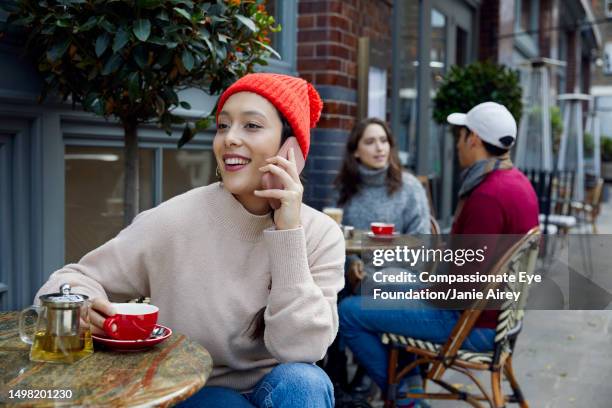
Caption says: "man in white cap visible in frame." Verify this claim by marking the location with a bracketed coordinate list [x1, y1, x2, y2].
[447, 101, 539, 328]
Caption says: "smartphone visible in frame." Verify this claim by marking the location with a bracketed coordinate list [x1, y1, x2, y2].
[261, 137, 305, 210]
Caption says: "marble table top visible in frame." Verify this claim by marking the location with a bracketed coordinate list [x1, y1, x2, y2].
[0, 312, 213, 407]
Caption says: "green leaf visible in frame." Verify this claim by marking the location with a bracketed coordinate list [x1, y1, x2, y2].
[101, 54, 122, 75]
[181, 49, 194, 71]
[84, 94, 104, 116]
[47, 39, 70, 62]
[157, 10, 170, 21]
[137, 0, 162, 8]
[236, 14, 256, 32]
[133, 45, 148, 69]
[95, 33, 110, 57]
[217, 33, 229, 43]
[77, 16, 97, 32]
[255, 40, 281, 60]
[171, 0, 194, 6]
[156, 50, 173, 67]
[99, 18, 116, 33]
[128, 72, 140, 99]
[147, 36, 166, 46]
[178, 124, 194, 148]
[173, 7, 192, 22]
[195, 117, 212, 131]
[214, 43, 226, 60]
[113, 28, 129, 52]
[179, 101, 191, 109]
[133, 19, 151, 42]
[56, 18, 71, 28]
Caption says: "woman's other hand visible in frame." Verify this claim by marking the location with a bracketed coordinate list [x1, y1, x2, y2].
[348, 259, 365, 293]
[255, 147, 303, 230]
[87, 298, 116, 336]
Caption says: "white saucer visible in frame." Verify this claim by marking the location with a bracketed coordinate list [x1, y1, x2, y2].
[367, 231, 400, 240]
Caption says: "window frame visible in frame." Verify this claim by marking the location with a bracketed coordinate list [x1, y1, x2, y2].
[514, 0, 540, 58]
[63, 137, 213, 208]
[259, 0, 298, 75]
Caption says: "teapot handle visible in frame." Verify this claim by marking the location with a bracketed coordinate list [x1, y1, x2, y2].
[19, 306, 41, 345]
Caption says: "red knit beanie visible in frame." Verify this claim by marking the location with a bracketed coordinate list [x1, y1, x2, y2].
[216, 73, 323, 159]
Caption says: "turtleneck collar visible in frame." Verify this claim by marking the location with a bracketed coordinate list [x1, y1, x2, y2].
[358, 164, 388, 187]
[206, 182, 275, 242]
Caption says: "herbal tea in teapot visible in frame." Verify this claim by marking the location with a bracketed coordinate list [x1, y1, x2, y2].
[20, 284, 93, 363]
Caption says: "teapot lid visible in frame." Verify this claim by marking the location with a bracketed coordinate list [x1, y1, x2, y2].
[39, 284, 89, 307]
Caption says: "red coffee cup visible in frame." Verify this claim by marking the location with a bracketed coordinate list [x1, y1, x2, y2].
[103, 303, 159, 340]
[370, 222, 395, 235]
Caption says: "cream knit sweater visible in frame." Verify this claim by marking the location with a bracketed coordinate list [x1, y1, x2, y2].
[35, 182, 345, 391]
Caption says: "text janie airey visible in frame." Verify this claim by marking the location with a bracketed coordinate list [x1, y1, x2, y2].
[370, 271, 542, 302]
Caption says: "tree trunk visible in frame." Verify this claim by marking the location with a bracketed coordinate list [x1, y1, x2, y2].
[123, 121, 139, 226]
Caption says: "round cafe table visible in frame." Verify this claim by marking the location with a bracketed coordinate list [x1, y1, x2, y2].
[0, 312, 212, 407]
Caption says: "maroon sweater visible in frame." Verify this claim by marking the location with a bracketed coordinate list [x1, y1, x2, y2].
[451, 168, 539, 328]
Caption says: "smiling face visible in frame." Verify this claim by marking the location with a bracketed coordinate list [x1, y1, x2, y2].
[354, 123, 390, 169]
[213, 92, 283, 209]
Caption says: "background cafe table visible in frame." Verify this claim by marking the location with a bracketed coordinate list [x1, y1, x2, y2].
[0, 312, 213, 407]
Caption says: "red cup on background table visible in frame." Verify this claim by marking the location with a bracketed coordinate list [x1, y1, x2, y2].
[103, 303, 159, 340]
[370, 222, 395, 236]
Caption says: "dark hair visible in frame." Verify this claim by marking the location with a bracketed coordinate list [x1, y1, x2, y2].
[335, 118, 403, 205]
[482, 140, 510, 157]
[247, 112, 293, 341]
[453, 125, 510, 157]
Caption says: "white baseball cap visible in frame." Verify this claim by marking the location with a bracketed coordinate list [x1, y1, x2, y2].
[447, 102, 517, 149]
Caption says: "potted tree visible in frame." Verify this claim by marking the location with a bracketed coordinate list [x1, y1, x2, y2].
[432, 61, 522, 125]
[4, 0, 280, 224]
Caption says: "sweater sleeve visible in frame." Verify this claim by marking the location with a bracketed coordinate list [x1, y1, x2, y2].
[34, 209, 164, 304]
[262, 221, 345, 363]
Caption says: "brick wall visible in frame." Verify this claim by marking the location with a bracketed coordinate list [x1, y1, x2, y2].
[297, 0, 392, 209]
[479, 0, 501, 61]
[539, 0, 554, 57]
[566, 29, 577, 92]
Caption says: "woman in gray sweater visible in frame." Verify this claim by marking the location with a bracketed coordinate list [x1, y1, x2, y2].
[336, 117, 431, 293]
[326, 118, 430, 402]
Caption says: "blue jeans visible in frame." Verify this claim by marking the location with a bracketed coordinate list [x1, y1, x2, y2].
[338, 296, 495, 393]
[177, 363, 334, 407]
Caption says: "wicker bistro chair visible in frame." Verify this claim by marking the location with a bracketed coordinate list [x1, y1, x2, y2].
[538, 171, 577, 234]
[382, 227, 541, 408]
[571, 177, 604, 233]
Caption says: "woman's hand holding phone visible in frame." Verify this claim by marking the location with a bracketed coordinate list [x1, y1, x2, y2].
[255, 147, 303, 230]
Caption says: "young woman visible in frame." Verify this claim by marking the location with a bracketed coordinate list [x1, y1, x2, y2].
[34, 73, 345, 407]
[324, 118, 431, 401]
[336, 117, 431, 293]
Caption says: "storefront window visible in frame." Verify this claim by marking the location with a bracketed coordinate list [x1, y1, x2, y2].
[265, 0, 280, 51]
[397, 1, 420, 163]
[65, 144, 215, 263]
[162, 149, 215, 201]
[428, 8, 447, 178]
[65, 146, 154, 263]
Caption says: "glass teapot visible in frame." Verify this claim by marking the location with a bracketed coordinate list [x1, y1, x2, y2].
[19, 284, 93, 363]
